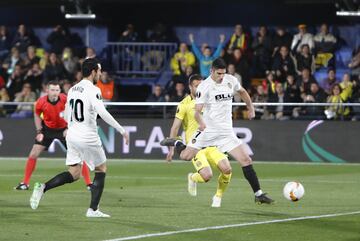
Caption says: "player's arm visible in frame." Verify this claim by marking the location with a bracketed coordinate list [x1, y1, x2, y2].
[194, 103, 206, 131]
[166, 117, 182, 162]
[238, 88, 255, 119]
[34, 101, 44, 142]
[92, 92, 129, 144]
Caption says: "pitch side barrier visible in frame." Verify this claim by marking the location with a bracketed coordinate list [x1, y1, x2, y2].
[0, 112, 358, 163]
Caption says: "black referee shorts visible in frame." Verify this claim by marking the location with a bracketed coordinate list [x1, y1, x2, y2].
[34, 127, 67, 150]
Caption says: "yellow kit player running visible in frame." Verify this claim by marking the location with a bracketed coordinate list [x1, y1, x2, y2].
[164, 74, 232, 208]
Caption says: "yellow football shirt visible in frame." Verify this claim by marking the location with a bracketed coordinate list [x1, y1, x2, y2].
[175, 95, 198, 144]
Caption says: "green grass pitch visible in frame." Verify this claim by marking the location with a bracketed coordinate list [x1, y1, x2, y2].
[0, 158, 359, 241]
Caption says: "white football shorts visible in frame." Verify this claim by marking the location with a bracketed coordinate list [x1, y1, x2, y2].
[187, 129, 242, 153]
[65, 139, 106, 171]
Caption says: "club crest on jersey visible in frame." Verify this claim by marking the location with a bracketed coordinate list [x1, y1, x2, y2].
[195, 91, 201, 98]
[215, 93, 233, 101]
[96, 93, 102, 100]
[227, 83, 232, 89]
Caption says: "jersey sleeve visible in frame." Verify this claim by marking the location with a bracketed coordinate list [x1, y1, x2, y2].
[175, 101, 186, 120]
[90, 88, 126, 135]
[34, 98, 43, 116]
[232, 75, 243, 92]
[195, 82, 208, 104]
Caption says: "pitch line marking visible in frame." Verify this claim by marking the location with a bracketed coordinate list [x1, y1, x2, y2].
[103, 211, 360, 241]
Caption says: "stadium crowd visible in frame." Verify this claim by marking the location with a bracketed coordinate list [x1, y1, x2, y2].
[0, 23, 359, 120]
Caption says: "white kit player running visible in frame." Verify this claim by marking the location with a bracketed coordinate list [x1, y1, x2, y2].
[30, 58, 129, 217]
[161, 58, 274, 204]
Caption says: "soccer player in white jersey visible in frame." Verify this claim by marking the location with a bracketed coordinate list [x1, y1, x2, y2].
[29, 58, 129, 217]
[161, 58, 274, 204]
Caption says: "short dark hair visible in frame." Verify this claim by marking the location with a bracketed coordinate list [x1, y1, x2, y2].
[188, 74, 202, 85]
[47, 80, 60, 87]
[211, 57, 227, 70]
[82, 58, 100, 77]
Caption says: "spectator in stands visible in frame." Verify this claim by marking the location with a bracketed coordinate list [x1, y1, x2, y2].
[0, 87, 10, 116]
[314, 24, 337, 68]
[2, 47, 23, 75]
[6, 64, 24, 100]
[189, 33, 225, 78]
[272, 26, 292, 57]
[321, 68, 339, 95]
[291, 24, 314, 54]
[167, 65, 193, 95]
[251, 26, 272, 77]
[148, 23, 173, 42]
[284, 74, 302, 103]
[227, 48, 250, 89]
[85, 47, 96, 59]
[169, 82, 186, 102]
[348, 47, 360, 77]
[251, 85, 269, 119]
[226, 24, 250, 55]
[97, 71, 117, 102]
[12, 24, 33, 53]
[43, 52, 67, 83]
[267, 83, 291, 120]
[24, 62, 43, 93]
[147, 84, 166, 102]
[272, 45, 296, 82]
[325, 84, 350, 120]
[170, 42, 195, 76]
[0, 25, 11, 60]
[62, 47, 79, 75]
[23, 46, 40, 71]
[296, 68, 317, 98]
[227, 63, 242, 85]
[10, 83, 36, 118]
[73, 70, 83, 83]
[146, 84, 167, 117]
[119, 24, 139, 42]
[39, 51, 49, 70]
[294, 44, 315, 75]
[46, 25, 71, 55]
[339, 73, 353, 97]
[0, 73, 4, 89]
[298, 82, 327, 119]
[263, 71, 278, 99]
[62, 80, 72, 95]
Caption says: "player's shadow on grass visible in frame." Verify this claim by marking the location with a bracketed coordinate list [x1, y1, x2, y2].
[239, 209, 291, 218]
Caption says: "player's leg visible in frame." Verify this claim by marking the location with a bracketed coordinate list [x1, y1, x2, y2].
[228, 144, 274, 204]
[29, 164, 79, 210]
[60, 134, 92, 189]
[15, 144, 46, 190]
[85, 144, 110, 217]
[205, 147, 232, 207]
[160, 138, 198, 161]
[81, 162, 92, 189]
[188, 149, 212, 196]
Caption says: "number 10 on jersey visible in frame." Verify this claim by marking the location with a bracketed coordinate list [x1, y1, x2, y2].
[69, 99, 84, 122]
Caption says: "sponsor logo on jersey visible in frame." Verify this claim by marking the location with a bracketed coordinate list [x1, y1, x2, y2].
[215, 93, 233, 101]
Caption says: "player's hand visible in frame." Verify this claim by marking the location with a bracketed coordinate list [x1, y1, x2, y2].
[220, 34, 225, 43]
[36, 133, 44, 142]
[248, 107, 255, 120]
[189, 33, 194, 43]
[198, 122, 206, 131]
[123, 132, 129, 145]
[166, 147, 174, 163]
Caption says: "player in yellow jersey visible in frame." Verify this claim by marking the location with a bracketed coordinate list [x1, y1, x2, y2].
[164, 74, 232, 208]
